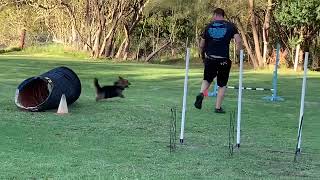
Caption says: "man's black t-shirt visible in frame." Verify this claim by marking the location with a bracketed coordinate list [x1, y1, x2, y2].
[201, 20, 238, 58]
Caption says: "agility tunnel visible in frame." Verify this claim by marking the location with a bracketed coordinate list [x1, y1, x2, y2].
[15, 66, 81, 111]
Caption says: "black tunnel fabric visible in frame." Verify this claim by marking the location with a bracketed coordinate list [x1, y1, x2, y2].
[15, 66, 81, 111]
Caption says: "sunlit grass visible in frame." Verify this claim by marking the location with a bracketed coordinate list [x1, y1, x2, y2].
[0, 55, 319, 179]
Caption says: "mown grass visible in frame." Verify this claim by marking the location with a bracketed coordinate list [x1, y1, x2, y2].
[0, 55, 319, 179]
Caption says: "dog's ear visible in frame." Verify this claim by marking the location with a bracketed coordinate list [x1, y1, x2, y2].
[118, 76, 123, 80]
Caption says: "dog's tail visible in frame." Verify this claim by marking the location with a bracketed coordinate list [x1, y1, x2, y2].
[94, 78, 101, 91]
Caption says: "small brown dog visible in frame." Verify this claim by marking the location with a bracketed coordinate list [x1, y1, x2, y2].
[94, 77, 131, 101]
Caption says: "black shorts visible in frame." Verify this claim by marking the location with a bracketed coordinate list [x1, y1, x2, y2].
[203, 58, 232, 87]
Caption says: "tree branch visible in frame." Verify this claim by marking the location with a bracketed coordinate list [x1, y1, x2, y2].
[60, 1, 93, 50]
[145, 41, 171, 62]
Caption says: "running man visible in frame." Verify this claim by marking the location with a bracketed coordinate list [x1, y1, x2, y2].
[194, 8, 243, 113]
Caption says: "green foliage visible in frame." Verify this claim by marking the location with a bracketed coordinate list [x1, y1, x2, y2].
[275, 0, 320, 28]
[0, 3, 51, 47]
[288, 36, 303, 49]
[0, 0, 320, 65]
[134, 0, 202, 58]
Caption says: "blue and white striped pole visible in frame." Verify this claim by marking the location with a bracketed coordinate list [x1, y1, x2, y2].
[210, 84, 274, 93]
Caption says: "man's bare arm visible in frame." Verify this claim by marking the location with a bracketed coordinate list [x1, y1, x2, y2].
[199, 38, 205, 59]
[234, 34, 243, 55]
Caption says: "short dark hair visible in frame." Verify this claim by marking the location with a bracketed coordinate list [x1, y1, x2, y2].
[213, 8, 225, 17]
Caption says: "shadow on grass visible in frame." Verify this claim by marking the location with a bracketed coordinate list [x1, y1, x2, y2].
[0, 56, 320, 179]
[1, 55, 319, 96]
[0, 47, 22, 54]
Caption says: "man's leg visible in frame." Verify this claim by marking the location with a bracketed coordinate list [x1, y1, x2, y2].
[215, 60, 232, 113]
[194, 60, 216, 109]
[200, 80, 211, 93]
[194, 80, 211, 109]
[216, 86, 226, 109]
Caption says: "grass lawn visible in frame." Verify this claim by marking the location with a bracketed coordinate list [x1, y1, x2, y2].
[0, 55, 319, 179]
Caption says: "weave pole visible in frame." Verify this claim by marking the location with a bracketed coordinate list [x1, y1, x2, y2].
[209, 84, 274, 95]
[236, 50, 244, 148]
[179, 48, 190, 144]
[294, 115, 304, 162]
[169, 107, 177, 153]
[263, 43, 284, 101]
[210, 44, 283, 98]
[296, 52, 309, 153]
[228, 110, 236, 155]
[208, 82, 218, 96]
[210, 44, 278, 97]
[226, 86, 274, 91]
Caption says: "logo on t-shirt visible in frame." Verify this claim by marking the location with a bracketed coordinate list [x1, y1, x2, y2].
[208, 23, 227, 39]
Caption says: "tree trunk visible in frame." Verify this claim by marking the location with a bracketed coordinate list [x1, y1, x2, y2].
[170, 10, 177, 57]
[156, 25, 160, 50]
[92, 2, 107, 58]
[249, 0, 263, 67]
[99, 35, 109, 57]
[83, 34, 92, 51]
[233, 39, 237, 63]
[99, 26, 117, 57]
[0, 3, 8, 12]
[71, 23, 79, 49]
[294, 29, 304, 71]
[145, 42, 170, 62]
[116, 0, 149, 60]
[104, 32, 115, 57]
[19, 28, 26, 49]
[115, 38, 130, 60]
[262, 0, 272, 65]
[122, 38, 130, 60]
[298, 49, 304, 70]
[136, 18, 146, 60]
[115, 25, 130, 59]
[235, 18, 259, 68]
[61, 2, 93, 52]
[152, 24, 155, 52]
[294, 44, 300, 71]
[196, 24, 200, 58]
[312, 37, 319, 69]
[110, 41, 116, 57]
[116, 40, 126, 58]
[92, 27, 102, 58]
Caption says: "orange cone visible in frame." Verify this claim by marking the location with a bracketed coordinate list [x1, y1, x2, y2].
[57, 94, 68, 114]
